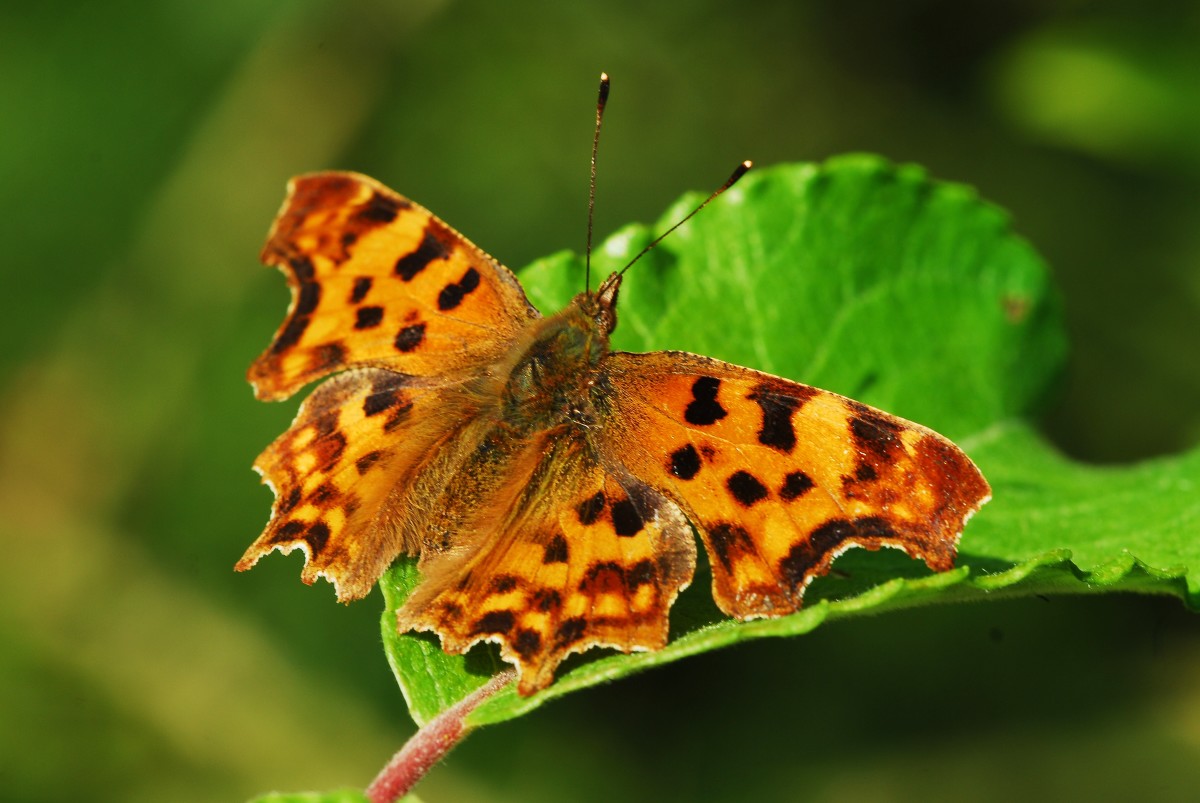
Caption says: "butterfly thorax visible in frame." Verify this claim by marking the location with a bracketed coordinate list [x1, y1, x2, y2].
[498, 278, 620, 435]
[393, 278, 620, 556]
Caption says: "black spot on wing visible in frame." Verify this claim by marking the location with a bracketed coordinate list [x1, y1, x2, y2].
[533, 588, 562, 612]
[857, 517, 896, 538]
[780, 471, 814, 500]
[395, 322, 426, 352]
[363, 377, 406, 417]
[626, 559, 656, 589]
[555, 617, 587, 646]
[669, 443, 701, 479]
[490, 575, 518, 593]
[309, 428, 346, 467]
[349, 276, 372, 303]
[358, 192, 403, 223]
[543, 534, 569, 564]
[514, 629, 542, 660]
[778, 516, 899, 589]
[288, 255, 316, 282]
[749, 383, 815, 453]
[611, 499, 644, 536]
[312, 342, 347, 372]
[271, 257, 321, 353]
[354, 306, 384, 329]
[460, 266, 480, 293]
[438, 267, 482, 311]
[310, 483, 337, 505]
[305, 522, 331, 555]
[581, 562, 625, 593]
[271, 520, 305, 543]
[294, 279, 321, 317]
[850, 404, 903, 459]
[726, 471, 769, 507]
[279, 487, 302, 514]
[395, 228, 449, 281]
[356, 450, 383, 474]
[272, 316, 309, 353]
[382, 396, 415, 432]
[471, 610, 515, 636]
[707, 522, 755, 573]
[437, 285, 461, 312]
[684, 376, 727, 426]
[436, 602, 464, 626]
[779, 519, 852, 587]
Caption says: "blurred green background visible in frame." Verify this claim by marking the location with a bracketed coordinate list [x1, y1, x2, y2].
[3, 1, 1199, 801]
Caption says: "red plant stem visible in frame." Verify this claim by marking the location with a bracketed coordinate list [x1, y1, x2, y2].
[365, 669, 517, 803]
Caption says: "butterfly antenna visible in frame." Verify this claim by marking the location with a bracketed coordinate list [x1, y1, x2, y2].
[615, 160, 752, 280]
[585, 72, 611, 294]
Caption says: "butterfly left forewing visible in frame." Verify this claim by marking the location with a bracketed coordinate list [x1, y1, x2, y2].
[250, 171, 538, 401]
[598, 351, 990, 618]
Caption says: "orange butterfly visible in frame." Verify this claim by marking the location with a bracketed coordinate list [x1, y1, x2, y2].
[237, 79, 990, 697]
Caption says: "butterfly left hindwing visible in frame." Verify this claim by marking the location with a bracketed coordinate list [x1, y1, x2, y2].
[395, 431, 696, 696]
[238, 368, 461, 600]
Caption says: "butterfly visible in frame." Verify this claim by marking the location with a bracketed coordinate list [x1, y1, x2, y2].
[236, 83, 990, 698]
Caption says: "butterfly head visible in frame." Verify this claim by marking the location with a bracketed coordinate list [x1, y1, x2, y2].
[577, 271, 622, 339]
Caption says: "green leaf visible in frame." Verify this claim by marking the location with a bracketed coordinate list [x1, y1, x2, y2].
[525, 155, 1064, 435]
[380, 560, 506, 727]
[377, 155, 1198, 728]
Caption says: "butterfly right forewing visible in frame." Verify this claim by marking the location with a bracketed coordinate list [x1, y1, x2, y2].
[597, 350, 990, 619]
